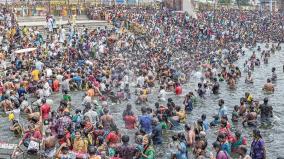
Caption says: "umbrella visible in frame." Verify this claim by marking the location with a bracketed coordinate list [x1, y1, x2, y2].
[15, 48, 37, 54]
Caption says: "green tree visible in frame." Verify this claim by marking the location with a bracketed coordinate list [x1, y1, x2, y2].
[218, 0, 231, 4]
[236, 0, 250, 6]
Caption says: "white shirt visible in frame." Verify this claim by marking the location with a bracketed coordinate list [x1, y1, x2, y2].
[158, 89, 167, 102]
[99, 45, 105, 53]
[56, 74, 64, 83]
[82, 96, 92, 105]
[35, 61, 44, 71]
[46, 68, 53, 77]
[84, 110, 98, 125]
[20, 100, 29, 110]
[137, 76, 144, 87]
[100, 83, 106, 92]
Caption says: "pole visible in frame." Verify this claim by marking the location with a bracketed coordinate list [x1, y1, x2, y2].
[213, 0, 216, 25]
[49, 0, 51, 14]
[68, 0, 70, 16]
[236, 0, 240, 9]
[270, 0, 272, 12]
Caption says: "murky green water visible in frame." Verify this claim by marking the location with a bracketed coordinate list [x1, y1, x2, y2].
[0, 44, 283, 158]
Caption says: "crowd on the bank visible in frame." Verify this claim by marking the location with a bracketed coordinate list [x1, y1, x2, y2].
[0, 4, 283, 159]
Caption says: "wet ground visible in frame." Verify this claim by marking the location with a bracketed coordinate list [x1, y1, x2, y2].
[0, 43, 283, 158]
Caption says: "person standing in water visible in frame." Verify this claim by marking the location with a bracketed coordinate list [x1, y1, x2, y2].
[262, 78, 274, 92]
[212, 78, 220, 94]
[245, 71, 253, 84]
[259, 97, 273, 121]
[250, 129, 266, 159]
[217, 99, 228, 118]
[271, 67, 277, 82]
[238, 146, 252, 159]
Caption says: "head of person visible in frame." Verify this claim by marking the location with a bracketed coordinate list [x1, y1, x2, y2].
[41, 98, 46, 104]
[177, 132, 185, 141]
[88, 145, 97, 156]
[235, 130, 242, 140]
[103, 108, 109, 114]
[172, 134, 178, 141]
[75, 109, 81, 114]
[155, 102, 159, 109]
[201, 114, 206, 121]
[61, 145, 69, 154]
[175, 106, 181, 112]
[139, 129, 146, 136]
[212, 141, 221, 152]
[263, 97, 269, 104]
[248, 71, 251, 76]
[218, 99, 224, 107]
[146, 107, 152, 114]
[121, 135, 130, 144]
[238, 145, 248, 157]
[126, 103, 132, 111]
[245, 92, 250, 98]
[142, 135, 150, 146]
[253, 129, 262, 140]
[198, 82, 202, 88]
[75, 130, 81, 139]
[197, 119, 203, 126]
[267, 78, 271, 83]
[141, 107, 147, 114]
[217, 133, 226, 143]
[272, 67, 276, 72]
[185, 123, 191, 131]
[152, 118, 159, 126]
[168, 98, 173, 103]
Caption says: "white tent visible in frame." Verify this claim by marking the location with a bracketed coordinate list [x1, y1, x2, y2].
[182, 0, 197, 18]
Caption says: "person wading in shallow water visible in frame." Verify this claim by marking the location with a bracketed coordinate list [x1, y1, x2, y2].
[262, 78, 274, 92]
[3, 6, 284, 159]
[250, 129, 266, 159]
[259, 97, 273, 121]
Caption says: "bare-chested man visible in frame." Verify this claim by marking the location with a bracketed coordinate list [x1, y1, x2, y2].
[43, 129, 57, 158]
[262, 78, 274, 92]
[0, 95, 13, 112]
[185, 124, 195, 148]
[100, 108, 115, 130]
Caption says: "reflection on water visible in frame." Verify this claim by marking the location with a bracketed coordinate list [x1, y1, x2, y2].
[0, 44, 284, 158]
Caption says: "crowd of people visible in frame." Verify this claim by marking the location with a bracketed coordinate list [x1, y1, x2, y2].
[0, 4, 283, 159]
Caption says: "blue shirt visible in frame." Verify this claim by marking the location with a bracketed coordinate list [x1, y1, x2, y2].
[221, 142, 231, 156]
[176, 141, 187, 159]
[218, 106, 228, 118]
[73, 76, 82, 84]
[17, 87, 26, 97]
[138, 115, 152, 134]
[15, 59, 22, 70]
[202, 120, 209, 131]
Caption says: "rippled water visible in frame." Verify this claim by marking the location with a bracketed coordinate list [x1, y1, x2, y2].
[0, 44, 283, 158]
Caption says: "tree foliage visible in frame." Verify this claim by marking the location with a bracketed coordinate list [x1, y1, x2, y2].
[218, 0, 231, 4]
[236, 0, 250, 6]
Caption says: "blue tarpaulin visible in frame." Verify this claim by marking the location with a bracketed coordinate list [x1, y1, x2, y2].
[116, 0, 124, 4]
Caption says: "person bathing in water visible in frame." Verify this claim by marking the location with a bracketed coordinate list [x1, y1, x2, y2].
[245, 71, 253, 84]
[271, 67, 277, 82]
[262, 78, 274, 92]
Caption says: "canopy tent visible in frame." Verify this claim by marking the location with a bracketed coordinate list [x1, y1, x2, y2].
[15, 48, 37, 54]
[182, 0, 197, 18]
